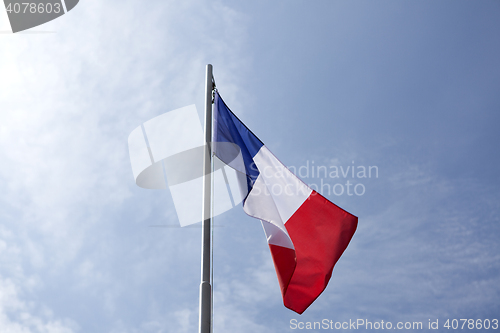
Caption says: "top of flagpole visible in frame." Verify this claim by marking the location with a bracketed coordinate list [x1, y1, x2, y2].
[211, 70, 216, 104]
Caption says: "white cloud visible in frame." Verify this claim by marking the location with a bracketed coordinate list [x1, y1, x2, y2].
[0, 0, 255, 330]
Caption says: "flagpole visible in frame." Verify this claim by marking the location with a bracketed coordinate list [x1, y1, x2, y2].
[199, 64, 213, 333]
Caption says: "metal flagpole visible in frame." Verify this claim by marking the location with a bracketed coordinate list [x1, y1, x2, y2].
[199, 64, 214, 333]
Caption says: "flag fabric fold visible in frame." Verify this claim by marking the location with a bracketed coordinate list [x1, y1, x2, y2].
[213, 92, 358, 314]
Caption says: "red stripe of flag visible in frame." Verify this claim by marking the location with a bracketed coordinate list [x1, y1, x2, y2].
[269, 191, 358, 314]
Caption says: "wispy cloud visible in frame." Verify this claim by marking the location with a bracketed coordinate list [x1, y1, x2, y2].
[0, 0, 252, 330]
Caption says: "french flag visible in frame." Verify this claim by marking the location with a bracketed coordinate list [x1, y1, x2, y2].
[213, 92, 358, 314]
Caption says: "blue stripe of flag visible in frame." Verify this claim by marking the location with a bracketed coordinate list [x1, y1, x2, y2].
[214, 92, 264, 192]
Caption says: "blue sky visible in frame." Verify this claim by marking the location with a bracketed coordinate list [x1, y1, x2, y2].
[0, 0, 499, 332]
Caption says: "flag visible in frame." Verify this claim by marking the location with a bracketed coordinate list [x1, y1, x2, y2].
[213, 91, 358, 314]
